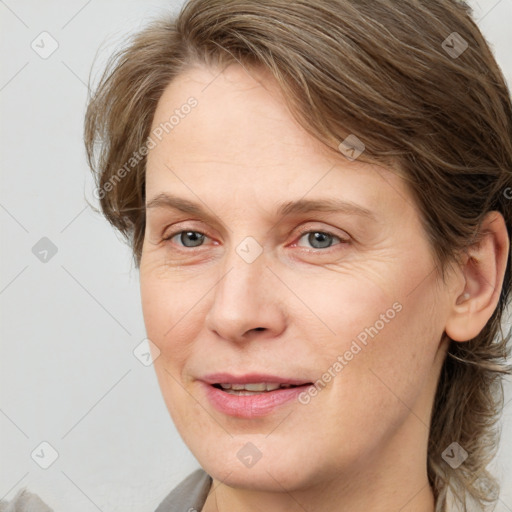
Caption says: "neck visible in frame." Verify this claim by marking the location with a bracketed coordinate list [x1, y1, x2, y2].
[204, 478, 435, 512]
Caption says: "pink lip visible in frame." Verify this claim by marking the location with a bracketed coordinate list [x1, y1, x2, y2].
[199, 373, 313, 418]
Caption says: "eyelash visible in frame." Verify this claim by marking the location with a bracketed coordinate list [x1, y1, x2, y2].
[161, 226, 349, 251]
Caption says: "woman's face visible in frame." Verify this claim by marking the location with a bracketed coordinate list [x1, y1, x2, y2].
[140, 63, 456, 492]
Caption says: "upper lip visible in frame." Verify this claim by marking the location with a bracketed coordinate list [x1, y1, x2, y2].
[200, 373, 312, 386]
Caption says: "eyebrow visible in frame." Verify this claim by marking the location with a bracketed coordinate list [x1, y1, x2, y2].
[146, 193, 376, 221]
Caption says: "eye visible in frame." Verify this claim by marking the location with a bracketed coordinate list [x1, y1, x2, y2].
[161, 227, 347, 251]
[164, 230, 208, 248]
[296, 229, 346, 250]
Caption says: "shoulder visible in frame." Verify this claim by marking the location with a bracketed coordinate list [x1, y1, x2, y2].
[0, 488, 53, 512]
[155, 469, 212, 512]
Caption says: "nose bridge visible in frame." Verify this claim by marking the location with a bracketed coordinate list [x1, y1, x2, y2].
[215, 239, 268, 315]
[205, 238, 284, 340]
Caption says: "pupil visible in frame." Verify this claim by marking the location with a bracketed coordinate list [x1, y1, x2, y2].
[181, 231, 204, 247]
[309, 232, 332, 249]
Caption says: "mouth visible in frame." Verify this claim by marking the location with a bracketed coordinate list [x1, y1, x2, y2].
[211, 382, 309, 395]
[200, 374, 314, 417]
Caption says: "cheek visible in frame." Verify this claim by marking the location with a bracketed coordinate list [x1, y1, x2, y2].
[318, 280, 444, 443]
[140, 265, 204, 352]
[140, 270, 205, 429]
[140, 279, 201, 430]
[281, 263, 403, 365]
[292, 255, 444, 410]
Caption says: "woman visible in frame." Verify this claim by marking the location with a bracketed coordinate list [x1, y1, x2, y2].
[84, 0, 512, 510]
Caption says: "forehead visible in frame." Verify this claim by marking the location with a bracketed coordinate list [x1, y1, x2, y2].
[146, 63, 413, 221]
[150, 63, 332, 167]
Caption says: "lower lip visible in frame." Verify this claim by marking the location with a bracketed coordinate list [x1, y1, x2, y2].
[201, 382, 312, 418]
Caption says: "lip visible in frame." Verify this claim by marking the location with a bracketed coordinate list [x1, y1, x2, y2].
[199, 373, 313, 418]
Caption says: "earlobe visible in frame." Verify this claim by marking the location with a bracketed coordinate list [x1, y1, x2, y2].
[445, 211, 509, 343]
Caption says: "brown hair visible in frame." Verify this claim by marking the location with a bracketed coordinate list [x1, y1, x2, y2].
[84, 0, 512, 509]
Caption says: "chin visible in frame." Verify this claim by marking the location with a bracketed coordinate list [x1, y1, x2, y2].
[207, 463, 309, 492]
[196, 440, 328, 492]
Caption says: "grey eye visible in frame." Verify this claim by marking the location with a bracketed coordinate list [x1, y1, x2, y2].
[177, 231, 205, 247]
[298, 231, 339, 249]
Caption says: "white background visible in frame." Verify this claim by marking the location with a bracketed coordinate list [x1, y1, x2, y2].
[1, 1, 511, 510]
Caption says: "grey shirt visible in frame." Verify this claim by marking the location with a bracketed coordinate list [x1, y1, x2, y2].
[0, 489, 53, 512]
[155, 469, 212, 512]
[0, 471, 212, 512]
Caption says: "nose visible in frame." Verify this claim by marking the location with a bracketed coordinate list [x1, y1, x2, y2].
[204, 243, 287, 343]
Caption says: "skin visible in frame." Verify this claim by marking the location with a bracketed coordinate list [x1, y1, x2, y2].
[139, 63, 509, 512]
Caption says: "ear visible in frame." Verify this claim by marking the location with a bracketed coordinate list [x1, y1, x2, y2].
[445, 211, 509, 342]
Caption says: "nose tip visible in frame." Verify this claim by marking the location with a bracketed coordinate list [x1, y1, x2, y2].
[204, 257, 286, 343]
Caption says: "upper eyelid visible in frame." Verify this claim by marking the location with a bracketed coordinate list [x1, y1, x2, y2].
[162, 222, 347, 237]
[162, 224, 211, 240]
[295, 225, 349, 239]
[160, 218, 348, 235]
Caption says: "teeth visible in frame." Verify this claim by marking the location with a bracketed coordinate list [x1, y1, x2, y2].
[218, 382, 292, 392]
[243, 383, 267, 392]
